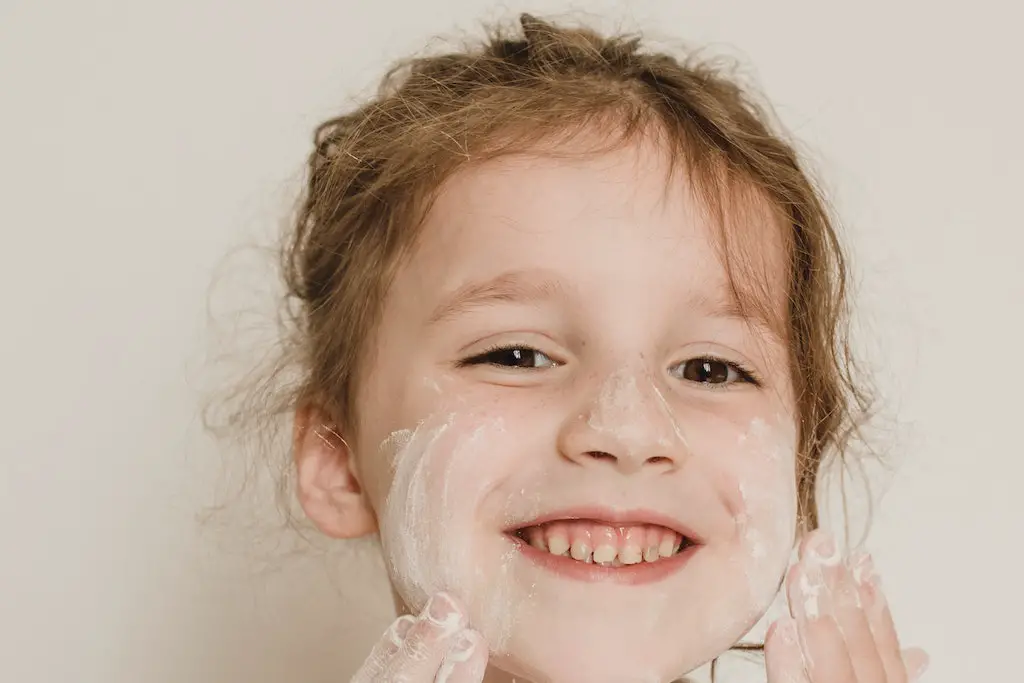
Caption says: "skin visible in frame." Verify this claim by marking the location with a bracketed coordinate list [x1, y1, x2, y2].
[292, 133, 928, 682]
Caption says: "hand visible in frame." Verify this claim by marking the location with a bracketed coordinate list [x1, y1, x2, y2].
[765, 531, 929, 683]
[350, 592, 488, 683]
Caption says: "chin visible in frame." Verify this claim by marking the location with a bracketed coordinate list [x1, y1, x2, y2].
[485, 614, 721, 683]
[460, 542, 776, 683]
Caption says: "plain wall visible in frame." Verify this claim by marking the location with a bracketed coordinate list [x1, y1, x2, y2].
[1, 1, 1021, 682]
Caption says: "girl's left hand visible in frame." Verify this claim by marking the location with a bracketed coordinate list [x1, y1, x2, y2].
[764, 530, 929, 683]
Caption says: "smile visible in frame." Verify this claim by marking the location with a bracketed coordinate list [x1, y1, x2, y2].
[507, 508, 701, 584]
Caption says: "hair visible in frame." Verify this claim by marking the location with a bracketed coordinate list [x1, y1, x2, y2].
[206, 10, 873, 675]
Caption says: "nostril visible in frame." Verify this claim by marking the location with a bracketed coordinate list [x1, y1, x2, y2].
[585, 450, 617, 462]
[646, 456, 673, 466]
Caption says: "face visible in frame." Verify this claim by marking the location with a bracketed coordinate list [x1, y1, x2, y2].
[339, 137, 798, 683]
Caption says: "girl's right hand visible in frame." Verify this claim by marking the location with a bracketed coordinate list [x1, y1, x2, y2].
[350, 592, 488, 683]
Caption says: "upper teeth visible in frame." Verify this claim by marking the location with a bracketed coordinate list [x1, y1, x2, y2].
[522, 521, 684, 566]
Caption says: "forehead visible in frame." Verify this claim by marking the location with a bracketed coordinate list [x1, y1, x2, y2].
[402, 136, 789, 327]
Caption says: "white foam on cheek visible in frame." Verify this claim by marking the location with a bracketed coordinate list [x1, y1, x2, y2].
[736, 483, 768, 562]
[440, 420, 523, 651]
[423, 376, 443, 395]
[379, 417, 453, 606]
[379, 415, 525, 653]
[732, 417, 799, 622]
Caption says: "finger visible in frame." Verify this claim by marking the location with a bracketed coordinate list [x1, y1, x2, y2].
[787, 533, 856, 683]
[851, 552, 915, 683]
[386, 615, 418, 652]
[901, 647, 930, 682]
[435, 629, 489, 683]
[765, 617, 810, 683]
[350, 615, 417, 683]
[831, 555, 886, 682]
[384, 592, 468, 680]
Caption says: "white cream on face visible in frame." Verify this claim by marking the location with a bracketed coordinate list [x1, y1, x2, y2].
[730, 415, 799, 632]
[377, 412, 527, 652]
[584, 366, 692, 454]
[373, 372, 798, 683]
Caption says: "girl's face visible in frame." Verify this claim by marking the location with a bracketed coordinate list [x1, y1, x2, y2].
[319, 137, 799, 683]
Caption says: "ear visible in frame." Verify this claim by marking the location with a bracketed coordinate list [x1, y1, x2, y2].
[292, 403, 377, 538]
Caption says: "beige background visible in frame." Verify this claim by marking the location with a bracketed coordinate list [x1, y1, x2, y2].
[1, 1, 1021, 682]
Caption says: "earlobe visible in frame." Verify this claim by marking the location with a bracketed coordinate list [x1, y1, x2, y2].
[292, 405, 378, 539]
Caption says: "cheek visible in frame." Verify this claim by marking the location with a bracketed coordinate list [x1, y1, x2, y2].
[373, 411, 516, 619]
[669, 419, 796, 647]
[730, 421, 799, 604]
[356, 374, 482, 506]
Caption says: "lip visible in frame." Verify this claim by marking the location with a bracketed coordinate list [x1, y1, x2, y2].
[507, 506, 704, 544]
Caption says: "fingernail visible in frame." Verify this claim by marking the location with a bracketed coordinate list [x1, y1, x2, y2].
[798, 562, 828, 620]
[809, 531, 839, 565]
[804, 559, 825, 588]
[423, 592, 465, 633]
[851, 552, 888, 612]
[435, 631, 484, 683]
[849, 551, 876, 585]
[447, 629, 481, 661]
[773, 617, 799, 646]
[907, 651, 930, 681]
[388, 615, 416, 646]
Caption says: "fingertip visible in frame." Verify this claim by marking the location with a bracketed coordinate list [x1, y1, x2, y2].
[389, 614, 416, 644]
[438, 629, 489, 683]
[787, 560, 827, 622]
[765, 619, 779, 643]
[783, 560, 802, 606]
[423, 592, 469, 632]
[902, 647, 929, 681]
[795, 529, 820, 560]
[764, 617, 808, 683]
[771, 617, 799, 646]
[807, 530, 839, 565]
[449, 628, 486, 658]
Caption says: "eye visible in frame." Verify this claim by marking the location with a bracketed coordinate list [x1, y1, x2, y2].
[673, 357, 759, 387]
[459, 345, 558, 370]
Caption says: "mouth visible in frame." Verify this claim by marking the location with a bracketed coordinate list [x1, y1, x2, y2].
[506, 508, 702, 584]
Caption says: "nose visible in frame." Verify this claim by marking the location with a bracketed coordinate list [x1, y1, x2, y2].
[556, 367, 691, 475]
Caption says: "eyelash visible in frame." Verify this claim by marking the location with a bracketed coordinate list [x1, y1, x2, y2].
[457, 344, 762, 388]
[456, 343, 557, 370]
[681, 355, 763, 388]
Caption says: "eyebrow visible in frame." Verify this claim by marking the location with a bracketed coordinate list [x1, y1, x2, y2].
[692, 289, 787, 342]
[427, 269, 566, 326]
[691, 290, 745, 320]
[426, 269, 786, 342]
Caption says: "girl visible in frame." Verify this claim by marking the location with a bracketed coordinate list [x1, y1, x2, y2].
[228, 13, 928, 683]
